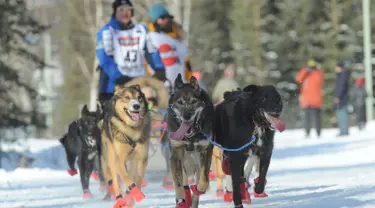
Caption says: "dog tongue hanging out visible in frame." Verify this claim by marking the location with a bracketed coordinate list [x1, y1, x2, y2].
[264, 112, 286, 132]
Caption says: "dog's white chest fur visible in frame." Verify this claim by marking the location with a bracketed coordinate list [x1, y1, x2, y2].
[255, 126, 263, 147]
[87, 151, 97, 160]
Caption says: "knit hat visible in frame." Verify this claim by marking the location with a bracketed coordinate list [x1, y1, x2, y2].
[356, 77, 365, 86]
[149, 3, 173, 23]
[112, 0, 133, 16]
[307, 59, 317, 68]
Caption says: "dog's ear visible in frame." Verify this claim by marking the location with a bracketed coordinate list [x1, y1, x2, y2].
[243, 85, 259, 94]
[174, 73, 184, 89]
[190, 76, 201, 93]
[114, 85, 124, 95]
[81, 105, 89, 117]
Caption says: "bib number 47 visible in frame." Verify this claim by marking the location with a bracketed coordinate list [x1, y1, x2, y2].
[124, 50, 138, 63]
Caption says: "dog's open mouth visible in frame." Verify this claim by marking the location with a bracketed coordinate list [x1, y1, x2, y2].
[126, 109, 140, 122]
[169, 122, 193, 141]
[264, 111, 286, 132]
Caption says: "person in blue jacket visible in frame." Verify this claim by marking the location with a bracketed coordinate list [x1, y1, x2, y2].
[334, 62, 350, 136]
[96, 0, 165, 105]
[93, 0, 165, 193]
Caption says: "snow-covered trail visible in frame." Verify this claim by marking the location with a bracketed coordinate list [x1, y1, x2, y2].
[1, 123, 375, 208]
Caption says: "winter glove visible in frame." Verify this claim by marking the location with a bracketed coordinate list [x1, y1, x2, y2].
[153, 70, 167, 82]
[115, 76, 132, 86]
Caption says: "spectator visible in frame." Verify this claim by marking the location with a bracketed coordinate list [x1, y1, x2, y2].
[334, 62, 350, 136]
[212, 64, 240, 104]
[296, 59, 324, 138]
[352, 77, 366, 130]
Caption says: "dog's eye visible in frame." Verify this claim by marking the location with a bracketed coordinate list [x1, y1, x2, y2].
[124, 96, 130, 101]
[191, 100, 197, 104]
[177, 100, 184, 105]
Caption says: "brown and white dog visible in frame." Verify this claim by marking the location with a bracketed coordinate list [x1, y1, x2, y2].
[100, 84, 151, 208]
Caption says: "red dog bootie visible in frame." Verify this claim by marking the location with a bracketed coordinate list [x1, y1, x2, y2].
[175, 199, 190, 208]
[183, 185, 192, 207]
[123, 193, 135, 207]
[141, 179, 148, 187]
[91, 171, 100, 181]
[221, 155, 230, 175]
[162, 175, 174, 190]
[223, 190, 233, 202]
[113, 195, 127, 208]
[190, 185, 206, 196]
[99, 182, 106, 193]
[240, 178, 251, 204]
[176, 202, 188, 208]
[128, 183, 145, 202]
[209, 170, 216, 181]
[216, 189, 224, 198]
[253, 177, 268, 198]
[67, 169, 78, 176]
[83, 190, 93, 199]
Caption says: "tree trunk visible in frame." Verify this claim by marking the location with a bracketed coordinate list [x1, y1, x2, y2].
[252, 0, 263, 84]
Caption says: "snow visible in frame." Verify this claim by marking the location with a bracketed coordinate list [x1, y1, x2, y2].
[1, 123, 375, 208]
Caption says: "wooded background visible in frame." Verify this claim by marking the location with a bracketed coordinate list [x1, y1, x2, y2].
[1, 0, 375, 139]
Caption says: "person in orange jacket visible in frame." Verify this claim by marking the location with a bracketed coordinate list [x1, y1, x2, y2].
[296, 59, 324, 138]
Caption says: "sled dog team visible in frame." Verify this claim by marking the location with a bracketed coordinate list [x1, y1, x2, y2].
[60, 74, 286, 208]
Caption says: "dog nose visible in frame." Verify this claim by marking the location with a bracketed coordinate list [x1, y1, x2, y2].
[133, 104, 140, 110]
[183, 112, 193, 121]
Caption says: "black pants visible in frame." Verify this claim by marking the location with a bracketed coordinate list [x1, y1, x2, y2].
[355, 105, 366, 129]
[304, 107, 321, 137]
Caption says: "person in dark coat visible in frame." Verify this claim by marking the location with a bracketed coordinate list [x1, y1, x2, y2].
[352, 77, 367, 130]
[334, 62, 350, 136]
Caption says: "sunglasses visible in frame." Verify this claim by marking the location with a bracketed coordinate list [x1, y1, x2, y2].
[159, 14, 171, 20]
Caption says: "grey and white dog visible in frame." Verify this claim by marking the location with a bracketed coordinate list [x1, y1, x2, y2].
[167, 73, 214, 208]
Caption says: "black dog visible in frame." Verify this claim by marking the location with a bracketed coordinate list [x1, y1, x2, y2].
[59, 104, 102, 198]
[214, 85, 285, 208]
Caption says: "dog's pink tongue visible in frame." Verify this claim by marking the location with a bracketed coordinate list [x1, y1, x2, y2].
[130, 112, 140, 121]
[269, 117, 286, 132]
[169, 122, 192, 141]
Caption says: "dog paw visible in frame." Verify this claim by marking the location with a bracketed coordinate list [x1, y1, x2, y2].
[67, 169, 78, 176]
[253, 190, 268, 198]
[91, 171, 100, 181]
[221, 158, 230, 175]
[83, 191, 93, 199]
[223, 190, 233, 202]
[190, 185, 206, 195]
[242, 191, 251, 204]
[175, 202, 188, 208]
[216, 189, 224, 198]
[123, 193, 135, 207]
[141, 179, 148, 187]
[209, 170, 216, 181]
[128, 184, 145, 202]
[99, 182, 106, 193]
[113, 197, 127, 208]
